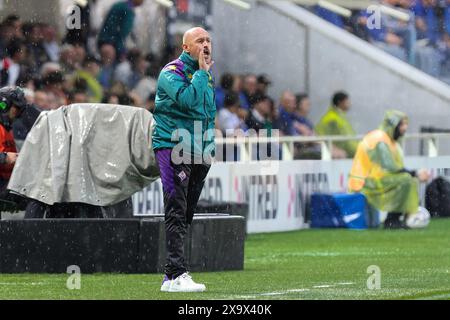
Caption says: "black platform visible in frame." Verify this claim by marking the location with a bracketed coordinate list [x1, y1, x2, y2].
[0, 214, 245, 273]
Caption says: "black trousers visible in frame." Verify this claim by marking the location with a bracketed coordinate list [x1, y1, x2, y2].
[155, 149, 210, 279]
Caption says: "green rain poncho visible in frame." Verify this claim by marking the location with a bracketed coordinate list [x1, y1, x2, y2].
[348, 110, 419, 214]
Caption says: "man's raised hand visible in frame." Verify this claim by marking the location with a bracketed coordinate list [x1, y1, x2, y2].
[199, 50, 214, 72]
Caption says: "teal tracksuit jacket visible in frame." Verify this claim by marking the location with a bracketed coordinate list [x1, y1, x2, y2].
[152, 51, 216, 159]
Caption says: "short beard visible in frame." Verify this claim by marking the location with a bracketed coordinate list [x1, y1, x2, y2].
[393, 126, 403, 141]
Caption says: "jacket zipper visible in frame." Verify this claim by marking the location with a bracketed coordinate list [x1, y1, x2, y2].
[203, 92, 209, 149]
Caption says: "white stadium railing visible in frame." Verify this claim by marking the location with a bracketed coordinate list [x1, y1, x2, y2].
[214, 133, 450, 161]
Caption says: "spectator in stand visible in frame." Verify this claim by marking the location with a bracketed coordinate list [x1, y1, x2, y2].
[393, 0, 421, 64]
[216, 91, 246, 162]
[256, 74, 272, 96]
[127, 53, 149, 90]
[114, 48, 141, 87]
[97, 0, 144, 58]
[33, 90, 50, 110]
[233, 74, 250, 110]
[446, 1, 450, 34]
[15, 72, 35, 91]
[294, 93, 321, 159]
[59, 44, 78, 75]
[294, 93, 314, 136]
[267, 96, 280, 130]
[217, 91, 247, 134]
[215, 73, 234, 110]
[242, 74, 258, 107]
[361, 7, 408, 61]
[316, 91, 358, 159]
[132, 62, 158, 106]
[245, 93, 272, 132]
[72, 43, 87, 70]
[40, 62, 62, 80]
[442, 2, 450, 79]
[446, 1, 450, 33]
[22, 23, 50, 76]
[129, 53, 158, 101]
[73, 56, 103, 103]
[244, 93, 274, 160]
[2, 15, 23, 40]
[68, 90, 89, 104]
[102, 81, 139, 106]
[0, 15, 24, 60]
[412, 0, 445, 77]
[436, 1, 450, 76]
[0, 23, 15, 59]
[313, 5, 345, 28]
[102, 93, 120, 104]
[98, 43, 117, 90]
[277, 90, 299, 136]
[414, 0, 440, 42]
[41, 24, 60, 63]
[349, 9, 370, 41]
[41, 70, 67, 109]
[311, 0, 449, 81]
[21, 88, 34, 104]
[0, 39, 27, 87]
[442, 32, 450, 81]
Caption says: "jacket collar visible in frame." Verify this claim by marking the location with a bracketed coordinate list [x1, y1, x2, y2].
[251, 108, 266, 123]
[331, 105, 346, 116]
[180, 51, 199, 70]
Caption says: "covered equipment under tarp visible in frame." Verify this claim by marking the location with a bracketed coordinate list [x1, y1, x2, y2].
[8, 103, 159, 206]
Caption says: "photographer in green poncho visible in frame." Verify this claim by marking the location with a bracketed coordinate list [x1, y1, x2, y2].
[348, 110, 430, 229]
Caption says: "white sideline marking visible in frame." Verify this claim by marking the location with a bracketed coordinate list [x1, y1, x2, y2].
[287, 289, 309, 292]
[260, 292, 286, 296]
[313, 285, 333, 288]
[415, 293, 450, 300]
[232, 295, 257, 299]
[0, 282, 45, 286]
[258, 288, 310, 296]
[231, 282, 355, 298]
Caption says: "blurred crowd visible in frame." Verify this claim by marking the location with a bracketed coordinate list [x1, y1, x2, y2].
[310, 0, 450, 83]
[214, 72, 356, 160]
[0, 0, 398, 161]
[0, 0, 158, 132]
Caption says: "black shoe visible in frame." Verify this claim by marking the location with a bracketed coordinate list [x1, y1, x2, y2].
[384, 219, 403, 229]
[400, 221, 410, 230]
[384, 212, 404, 230]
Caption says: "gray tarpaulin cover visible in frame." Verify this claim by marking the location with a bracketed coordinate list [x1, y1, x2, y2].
[8, 103, 159, 206]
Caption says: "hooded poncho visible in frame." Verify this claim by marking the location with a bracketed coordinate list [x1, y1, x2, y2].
[348, 110, 419, 214]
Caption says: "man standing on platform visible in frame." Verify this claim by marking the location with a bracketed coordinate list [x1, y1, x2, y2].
[152, 27, 216, 293]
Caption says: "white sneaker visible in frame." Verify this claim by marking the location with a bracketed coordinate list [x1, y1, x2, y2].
[168, 272, 206, 292]
[160, 275, 172, 292]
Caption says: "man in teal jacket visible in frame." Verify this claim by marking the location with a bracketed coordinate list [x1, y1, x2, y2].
[153, 27, 216, 293]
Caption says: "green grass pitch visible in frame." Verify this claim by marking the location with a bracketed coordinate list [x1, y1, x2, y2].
[1, 218, 449, 300]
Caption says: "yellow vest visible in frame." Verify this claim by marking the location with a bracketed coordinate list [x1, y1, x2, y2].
[315, 106, 358, 157]
[348, 129, 402, 192]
